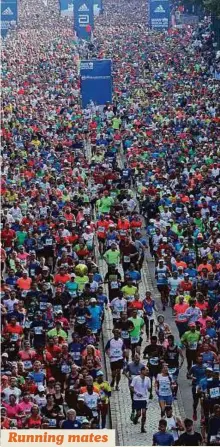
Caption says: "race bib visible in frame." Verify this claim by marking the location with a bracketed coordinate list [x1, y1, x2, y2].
[213, 363, 219, 372]
[130, 336, 139, 344]
[77, 316, 86, 324]
[40, 302, 48, 310]
[61, 364, 71, 374]
[48, 419, 56, 427]
[111, 281, 118, 289]
[98, 227, 105, 233]
[178, 314, 186, 321]
[34, 326, 43, 335]
[124, 256, 130, 262]
[160, 382, 170, 393]
[69, 291, 77, 297]
[87, 397, 96, 408]
[23, 360, 32, 369]
[121, 330, 129, 339]
[149, 357, 159, 366]
[30, 269, 36, 276]
[189, 342, 197, 350]
[209, 387, 220, 399]
[54, 305, 62, 313]
[70, 351, 81, 360]
[112, 348, 121, 357]
[11, 333, 18, 341]
[45, 239, 53, 246]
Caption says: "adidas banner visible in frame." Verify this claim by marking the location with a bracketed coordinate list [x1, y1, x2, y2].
[80, 59, 112, 108]
[149, 0, 170, 30]
[74, 0, 94, 40]
[1, 0, 17, 38]
[60, 0, 74, 16]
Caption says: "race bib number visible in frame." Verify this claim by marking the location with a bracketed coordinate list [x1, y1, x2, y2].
[124, 256, 130, 262]
[130, 336, 139, 344]
[111, 281, 118, 289]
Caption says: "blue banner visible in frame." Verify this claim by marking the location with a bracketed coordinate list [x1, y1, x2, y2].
[74, 0, 94, 40]
[80, 59, 112, 108]
[94, 0, 102, 15]
[149, 0, 170, 30]
[1, 0, 17, 38]
[60, 0, 74, 16]
[214, 70, 220, 81]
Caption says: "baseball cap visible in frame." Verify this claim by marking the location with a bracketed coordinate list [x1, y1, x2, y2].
[90, 298, 97, 303]
[81, 418, 89, 424]
[96, 370, 104, 376]
[38, 385, 45, 392]
[2, 353, 8, 358]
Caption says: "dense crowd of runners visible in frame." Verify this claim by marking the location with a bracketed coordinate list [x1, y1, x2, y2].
[1, 0, 220, 444]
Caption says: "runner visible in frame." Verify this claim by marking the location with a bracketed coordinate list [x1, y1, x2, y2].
[130, 366, 151, 433]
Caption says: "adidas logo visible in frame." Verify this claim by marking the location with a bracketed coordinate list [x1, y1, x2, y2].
[154, 5, 165, 12]
[78, 3, 89, 11]
[2, 7, 13, 15]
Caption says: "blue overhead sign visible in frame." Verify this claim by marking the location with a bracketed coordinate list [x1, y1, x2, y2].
[149, 0, 170, 30]
[1, 0, 17, 38]
[80, 59, 112, 108]
[60, 0, 74, 16]
[74, 0, 94, 40]
[94, 0, 102, 15]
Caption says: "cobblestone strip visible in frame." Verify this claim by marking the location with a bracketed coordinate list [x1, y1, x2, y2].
[99, 251, 186, 445]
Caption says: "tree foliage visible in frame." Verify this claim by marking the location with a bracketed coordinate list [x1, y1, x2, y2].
[203, 0, 220, 18]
